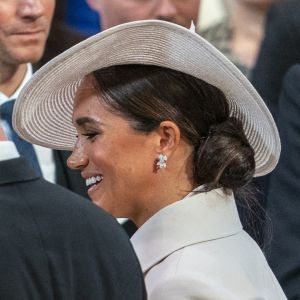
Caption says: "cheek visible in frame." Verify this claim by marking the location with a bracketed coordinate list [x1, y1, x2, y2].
[0, 5, 15, 27]
[43, 0, 55, 26]
[93, 143, 154, 182]
[175, 1, 200, 19]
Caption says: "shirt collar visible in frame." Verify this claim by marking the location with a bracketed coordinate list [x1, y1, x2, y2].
[131, 188, 243, 274]
[0, 64, 33, 106]
[0, 141, 19, 161]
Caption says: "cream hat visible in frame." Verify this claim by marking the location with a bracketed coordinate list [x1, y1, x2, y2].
[13, 20, 280, 176]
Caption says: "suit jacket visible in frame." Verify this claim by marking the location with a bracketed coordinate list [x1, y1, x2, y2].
[0, 157, 146, 300]
[265, 64, 300, 299]
[131, 189, 286, 299]
[251, 0, 300, 120]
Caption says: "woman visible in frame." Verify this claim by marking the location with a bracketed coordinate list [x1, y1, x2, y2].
[14, 20, 286, 299]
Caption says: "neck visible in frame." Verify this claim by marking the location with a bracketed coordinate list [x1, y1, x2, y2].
[229, 1, 270, 68]
[0, 62, 27, 98]
[132, 147, 195, 227]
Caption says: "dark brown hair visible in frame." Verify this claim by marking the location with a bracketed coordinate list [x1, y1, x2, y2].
[92, 64, 255, 191]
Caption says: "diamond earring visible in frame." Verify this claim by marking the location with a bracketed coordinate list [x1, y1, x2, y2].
[156, 154, 167, 169]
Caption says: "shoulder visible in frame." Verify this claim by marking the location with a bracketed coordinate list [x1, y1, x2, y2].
[2, 176, 130, 254]
[146, 233, 284, 300]
[146, 245, 239, 300]
[23, 178, 124, 239]
[148, 270, 237, 300]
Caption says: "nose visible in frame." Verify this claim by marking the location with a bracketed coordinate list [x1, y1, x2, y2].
[156, 0, 177, 21]
[17, 0, 45, 20]
[67, 145, 89, 171]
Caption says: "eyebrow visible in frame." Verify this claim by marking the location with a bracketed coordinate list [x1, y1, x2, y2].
[75, 117, 103, 127]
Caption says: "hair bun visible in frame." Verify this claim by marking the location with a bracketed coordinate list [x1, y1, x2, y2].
[195, 117, 255, 190]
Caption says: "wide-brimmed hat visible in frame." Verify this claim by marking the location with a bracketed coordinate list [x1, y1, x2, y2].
[13, 20, 280, 177]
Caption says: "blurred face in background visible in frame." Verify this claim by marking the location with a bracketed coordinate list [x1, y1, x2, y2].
[0, 0, 55, 66]
[234, 0, 283, 10]
[87, 0, 201, 30]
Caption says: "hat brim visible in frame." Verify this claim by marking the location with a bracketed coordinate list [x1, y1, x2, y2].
[13, 20, 280, 177]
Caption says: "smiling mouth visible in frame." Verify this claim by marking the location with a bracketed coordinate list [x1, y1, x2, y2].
[86, 175, 103, 188]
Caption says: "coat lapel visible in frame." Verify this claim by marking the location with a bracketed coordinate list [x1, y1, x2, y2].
[131, 189, 243, 274]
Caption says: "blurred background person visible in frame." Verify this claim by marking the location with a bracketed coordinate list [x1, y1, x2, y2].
[0, 1, 88, 202]
[251, 0, 300, 121]
[264, 64, 300, 300]
[0, 0, 55, 177]
[249, 1, 300, 298]
[38, 0, 102, 66]
[65, 0, 100, 36]
[86, 0, 201, 30]
[250, 0, 300, 203]
[200, 0, 283, 78]
[38, 0, 88, 67]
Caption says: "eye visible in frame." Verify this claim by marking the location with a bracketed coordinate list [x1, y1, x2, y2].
[82, 132, 98, 140]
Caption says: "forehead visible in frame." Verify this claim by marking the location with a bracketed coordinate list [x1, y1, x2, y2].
[74, 75, 98, 108]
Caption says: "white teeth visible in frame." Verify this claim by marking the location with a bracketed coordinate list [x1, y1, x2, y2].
[86, 175, 103, 187]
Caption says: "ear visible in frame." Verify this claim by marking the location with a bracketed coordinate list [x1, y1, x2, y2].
[155, 121, 181, 157]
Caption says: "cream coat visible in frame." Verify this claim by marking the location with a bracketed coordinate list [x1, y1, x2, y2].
[131, 189, 287, 300]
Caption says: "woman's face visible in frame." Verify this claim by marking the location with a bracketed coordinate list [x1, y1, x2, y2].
[67, 76, 159, 220]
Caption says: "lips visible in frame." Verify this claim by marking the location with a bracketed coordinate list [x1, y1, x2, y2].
[13, 29, 45, 36]
[9, 25, 47, 38]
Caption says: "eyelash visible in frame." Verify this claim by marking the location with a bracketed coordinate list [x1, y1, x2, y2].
[81, 133, 98, 140]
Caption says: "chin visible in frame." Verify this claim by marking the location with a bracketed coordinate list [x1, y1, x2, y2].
[23, 51, 44, 63]
[90, 195, 112, 212]
[11, 45, 45, 64]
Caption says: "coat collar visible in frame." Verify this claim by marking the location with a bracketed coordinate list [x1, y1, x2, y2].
[131, 189, 243, 274]
[0, 156, 39, 186]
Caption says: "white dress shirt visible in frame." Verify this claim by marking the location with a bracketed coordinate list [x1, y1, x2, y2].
[0, 141, 19, 161]
[0, 64, 55, 182]
[131, 188, 287, 299]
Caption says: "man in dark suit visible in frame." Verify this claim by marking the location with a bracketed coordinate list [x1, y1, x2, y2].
[0, 125, 146, 299]
[265, 64, 300, 299]
[0, 0, 88, 198]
